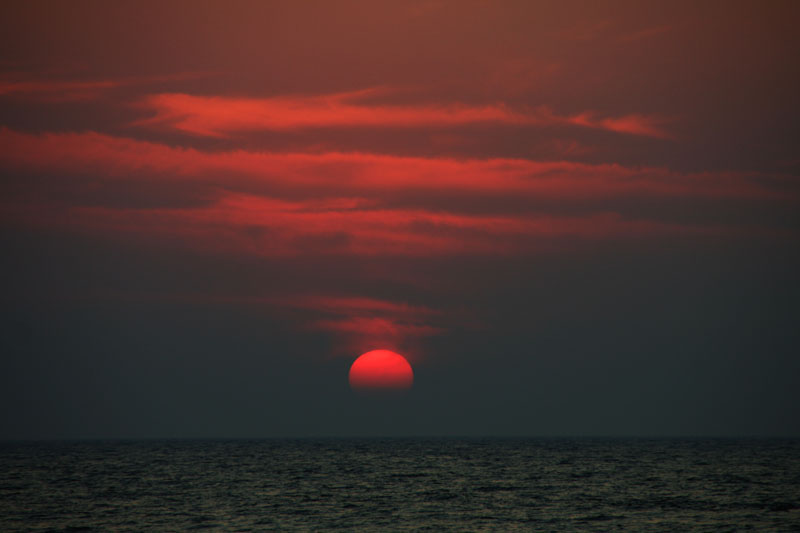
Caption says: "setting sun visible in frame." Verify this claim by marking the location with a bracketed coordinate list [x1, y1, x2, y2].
[348, 350, 414, 392]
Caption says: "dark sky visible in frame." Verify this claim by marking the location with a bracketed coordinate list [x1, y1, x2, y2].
[1, 0, 798, 438]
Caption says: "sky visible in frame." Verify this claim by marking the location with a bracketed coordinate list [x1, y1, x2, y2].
[1, 0, 798, 438]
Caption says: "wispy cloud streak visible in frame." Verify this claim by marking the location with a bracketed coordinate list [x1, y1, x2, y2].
[135, 90, 672, 138]
[0, 128, 780, 204]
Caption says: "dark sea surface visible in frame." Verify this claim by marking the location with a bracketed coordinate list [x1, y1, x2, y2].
[1, 438, 799, 531]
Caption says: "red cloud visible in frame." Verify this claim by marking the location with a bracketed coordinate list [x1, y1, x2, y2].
[311, 317, 443, 338]
[5, 191, 728, 260]
[284, 294, 446, 356]
[0, 73, 212, 101]
[0, 79, 121, 101]
[283, 295, 440, 318]
[134, 90, 672, 138]
[566, 112, 672, 139]
[0, 126, 792, 261]
[0, 128, 782, 203]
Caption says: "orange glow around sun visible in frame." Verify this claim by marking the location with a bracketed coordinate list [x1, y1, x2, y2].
[348, 350, 414, 392]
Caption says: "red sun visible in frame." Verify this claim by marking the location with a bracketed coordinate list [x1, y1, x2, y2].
[349, 350, 414, 392]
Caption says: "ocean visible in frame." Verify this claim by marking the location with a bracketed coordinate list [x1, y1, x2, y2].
[1, 438, 799, 531]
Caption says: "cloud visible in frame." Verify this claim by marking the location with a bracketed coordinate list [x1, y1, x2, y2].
[566, 112, 672, 138]
[134, 90, 672, 138]
[0, 73, 212, 101]
[283, 295, 440, 318]
[0, 79, 121, 101]
[284, 294, 446, 356]
[0, 128, 781, 206]
[310, 317, 443, 338]
[1, 190, 735, 259]
[0, 127, 793, 261]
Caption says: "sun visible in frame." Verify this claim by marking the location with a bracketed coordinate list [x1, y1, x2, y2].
[349, 350, 414, 392]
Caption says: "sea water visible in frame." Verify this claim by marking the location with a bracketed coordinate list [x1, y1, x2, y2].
[1, 438, 799, 531]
